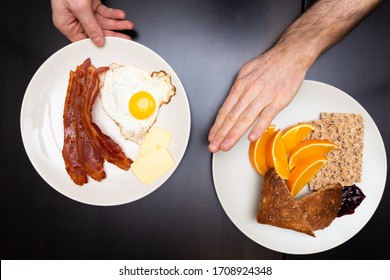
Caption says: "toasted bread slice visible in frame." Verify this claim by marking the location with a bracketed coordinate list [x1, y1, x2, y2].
[257, 168, 315, 237]
[297, 184, 342, 231]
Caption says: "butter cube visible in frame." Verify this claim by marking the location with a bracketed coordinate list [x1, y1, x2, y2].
[131, 147, 175, 184]
[138, 127, 171, 158]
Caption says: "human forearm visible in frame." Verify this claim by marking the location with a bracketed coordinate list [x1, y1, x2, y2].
[208, 0, 382, 153]
[275, 0, 382, 71]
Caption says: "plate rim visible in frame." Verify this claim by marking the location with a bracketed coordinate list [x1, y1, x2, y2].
[212, 79, 387, 254]
[20, 37, 191, 206]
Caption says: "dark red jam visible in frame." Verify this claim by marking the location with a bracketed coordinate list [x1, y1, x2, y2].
[337, 185, 366, 217]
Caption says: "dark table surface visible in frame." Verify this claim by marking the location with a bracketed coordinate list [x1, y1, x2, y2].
[1, 0, 389, 260]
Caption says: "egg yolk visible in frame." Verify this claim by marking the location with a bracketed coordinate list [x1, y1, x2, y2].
[129, 91, 156, 119]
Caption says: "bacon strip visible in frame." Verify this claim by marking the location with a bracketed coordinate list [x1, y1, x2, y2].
[62, 69, 88, 185]
[62, 58, 131, 186]
[76, 60, 106, 181]
[81, 64, 132, 170]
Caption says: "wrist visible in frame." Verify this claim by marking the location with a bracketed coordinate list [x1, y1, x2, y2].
[268, 39, 316, 75]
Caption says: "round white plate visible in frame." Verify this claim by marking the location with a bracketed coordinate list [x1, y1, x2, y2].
[212, 80, 387, 254]
[20, 38, 191, 206]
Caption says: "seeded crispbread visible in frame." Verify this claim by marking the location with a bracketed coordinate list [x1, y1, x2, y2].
[308, 113, 364, 190]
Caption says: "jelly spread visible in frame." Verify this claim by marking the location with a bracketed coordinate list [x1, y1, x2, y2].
[337, 184, 366, 217]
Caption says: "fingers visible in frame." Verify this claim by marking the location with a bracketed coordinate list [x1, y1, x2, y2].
[71, 2, 105, 46]
[69, 32, 89, 42]
[208, 101, 268, 153]
[208, 83, 262, 153]
[96, 14, 134, 32]
[208, 97, 280, 153]
[96, 3, 126, 20]
[103, 30, 132, 40]
[96, 4, 135, 31]
[208, 59, 264, 153]
[208, 79, 302, 153]
[208, 86, 244, 153]
[225, 98, 272, 147]
[219, 107, 261, 151]
[66, 1, 134, 47]
[208, 84, 242, 142]
[248, 103, 280, 141]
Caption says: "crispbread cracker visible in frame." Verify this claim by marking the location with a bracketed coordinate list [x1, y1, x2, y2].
[308, 113, 364, 190]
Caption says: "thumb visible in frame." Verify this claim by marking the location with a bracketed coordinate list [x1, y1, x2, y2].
[75, 9, 105, 47]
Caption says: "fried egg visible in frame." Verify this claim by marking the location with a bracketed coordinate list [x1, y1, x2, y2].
[99, 63, 176, 144]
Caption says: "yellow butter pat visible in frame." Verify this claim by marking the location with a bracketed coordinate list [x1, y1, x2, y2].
[138, 127, 171, 158]
[132, 147, 175, 184]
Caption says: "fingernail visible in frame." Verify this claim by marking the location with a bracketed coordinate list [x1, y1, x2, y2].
[248, 132, 257, 141]
[208, 143, 218, 153]
[221, 140, 232, 150]
[208, 129, 216, 141]
[93, 36, 104, 47]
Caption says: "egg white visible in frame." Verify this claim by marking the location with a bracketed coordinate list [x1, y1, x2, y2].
[99, 63, 175, 144]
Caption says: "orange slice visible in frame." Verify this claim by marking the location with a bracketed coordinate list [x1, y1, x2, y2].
[287, 155, 327, 197]
[288, 139, 337, 170]
[282, 123, 315, 154]
[249, 125, 276, 175]
[265, 129, 290, 179]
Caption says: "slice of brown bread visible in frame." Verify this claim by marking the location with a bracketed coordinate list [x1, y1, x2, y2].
[257, 168, 315, 237]
[297, 184, 343, 231]
[308, 113, 364, 190]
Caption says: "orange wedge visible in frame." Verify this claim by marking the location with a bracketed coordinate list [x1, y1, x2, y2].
[282, 123, 315, 154]
[265, 129, 290, 179]
[288, 139, 337, 170]
[249, 125, 276, 175]
[287, 155, 327, 197]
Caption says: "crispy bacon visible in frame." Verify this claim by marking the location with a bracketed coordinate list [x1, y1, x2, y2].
[76, 60, 106, 182]
[80, 63, 132, 170]
[62, 58, 132, 186]
[62, 69, 87, 185]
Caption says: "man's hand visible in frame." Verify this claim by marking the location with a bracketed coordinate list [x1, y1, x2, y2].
[208, 47, 308, 153]
[208, 0, 382, 153]
[51, 0, 134, 47]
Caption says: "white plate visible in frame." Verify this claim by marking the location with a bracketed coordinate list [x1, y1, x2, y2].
[212, 80, 387, 254]
[20, 38, 191, 206]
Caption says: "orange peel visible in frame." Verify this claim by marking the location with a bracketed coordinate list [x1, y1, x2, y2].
[249, 125, 276, 175]
[265, 129, 290, 179]
[288, 139, 337, 170]
[287, 155, 328, 197]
